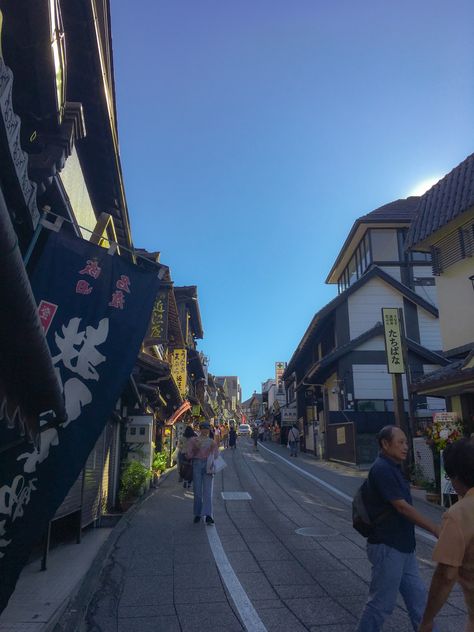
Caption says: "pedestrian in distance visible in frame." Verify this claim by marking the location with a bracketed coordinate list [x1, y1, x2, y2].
[264, 423, 271, 442]
[258, 423, 265, 443]
[355, 425, 440, 632]
[229, 426, 237, 450]
[419, 437, 474, 632]
[251, 425, 258, 450]
[222, 423, 229, 448]
[288, 424, 299, 457]
[177, 425, 196, 489]
[186, 421, 219, 525]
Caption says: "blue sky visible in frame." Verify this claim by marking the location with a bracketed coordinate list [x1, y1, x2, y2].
[111, 0, 474, 400]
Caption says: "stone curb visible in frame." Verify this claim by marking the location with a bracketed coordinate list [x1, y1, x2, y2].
[49, 466, 175, 632]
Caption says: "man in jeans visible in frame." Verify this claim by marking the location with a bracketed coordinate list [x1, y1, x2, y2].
[355, 425, 440, 632]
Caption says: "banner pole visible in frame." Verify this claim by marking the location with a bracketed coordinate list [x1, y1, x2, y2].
[23, 217, 44, 267]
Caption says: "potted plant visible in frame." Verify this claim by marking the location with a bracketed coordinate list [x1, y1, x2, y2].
[152, 451, 168, 484]
[409, 462, 426, 489]
[424, 480, 440, 504]
[119, 460, 151, 511]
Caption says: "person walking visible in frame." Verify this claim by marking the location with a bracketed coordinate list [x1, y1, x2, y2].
[355, 425, 440, 632]
[229, 426, 237, 450]
[221, 423, 229, 448]
[251, 425, 259, 450]
[288, 424, 299, 457]
[420, 437, 474, 632]
[186, 421, 219, 524]
[177, 425, 195, 489]
[258, 423, 265, 443]
[264, 423, 271, 442]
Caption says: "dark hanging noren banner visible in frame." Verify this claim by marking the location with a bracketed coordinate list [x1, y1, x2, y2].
[0, 232, 160, 612]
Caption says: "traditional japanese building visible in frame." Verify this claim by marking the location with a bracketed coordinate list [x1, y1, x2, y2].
[284, 197, 449, 464]
[406, 153, 474, 434]
[241, 392, 263, 423]
[0, 0, 144, 567]
[0, 1, 172, 611]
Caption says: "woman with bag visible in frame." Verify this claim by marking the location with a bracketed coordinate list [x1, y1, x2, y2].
[288, 424, 299, 457]
[187, 421, 219, 524]
[178, 425, 195, 489]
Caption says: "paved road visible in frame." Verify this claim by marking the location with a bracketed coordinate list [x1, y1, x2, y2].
[82, 439, 467, 632]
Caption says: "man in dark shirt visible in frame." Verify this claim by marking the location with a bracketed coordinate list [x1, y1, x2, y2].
[355, 425, 440, 632]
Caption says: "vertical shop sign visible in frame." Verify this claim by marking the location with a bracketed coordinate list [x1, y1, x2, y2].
[171, 348, 187, 397]
[144, 289, 169, 345]
[0, 232, 159, 613]
[382, 308, 405, 374]
[275, 362, 287, 389]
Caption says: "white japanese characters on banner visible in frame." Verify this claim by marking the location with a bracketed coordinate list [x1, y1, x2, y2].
[0, 232, 160, 612]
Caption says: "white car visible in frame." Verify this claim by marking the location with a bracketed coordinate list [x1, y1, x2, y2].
[238, 423, 251, 436]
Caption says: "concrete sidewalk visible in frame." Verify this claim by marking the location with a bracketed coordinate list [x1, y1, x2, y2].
[0, 528, 111, 632]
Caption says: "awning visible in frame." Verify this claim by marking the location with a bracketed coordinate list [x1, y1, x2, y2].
[167, 401, 191, 425]
[411, 352, 474, 397]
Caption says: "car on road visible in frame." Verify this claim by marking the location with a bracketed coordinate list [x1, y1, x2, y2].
[237, 423, 251, 436]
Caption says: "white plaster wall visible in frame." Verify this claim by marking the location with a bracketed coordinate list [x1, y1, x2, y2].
[348, 277, 404, 339]
[436, 258, 474, 351]
[355, 335, 386, 351]
[60, 146, 97, 239]
[379, 266, 402, 282]
[413, 284, 438, 307]
[353, 364, 408, 399]
[418, 309, 442, 350]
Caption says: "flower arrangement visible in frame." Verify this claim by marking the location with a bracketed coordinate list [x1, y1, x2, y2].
[425, 417, 463, 451]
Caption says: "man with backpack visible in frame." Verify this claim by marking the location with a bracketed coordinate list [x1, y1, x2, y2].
[354, 425, 440, 632]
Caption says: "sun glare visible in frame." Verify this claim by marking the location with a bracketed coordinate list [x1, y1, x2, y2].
[409, 176, 441, 197]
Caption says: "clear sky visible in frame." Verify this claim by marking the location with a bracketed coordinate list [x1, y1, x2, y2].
[110, 0, 474, 400]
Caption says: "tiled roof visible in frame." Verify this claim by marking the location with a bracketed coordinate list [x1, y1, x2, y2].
[359, 196, 420, 222]
[411, 349, 474, 393]
[326, 196, 419, 283]
[406, 153, 474, 249]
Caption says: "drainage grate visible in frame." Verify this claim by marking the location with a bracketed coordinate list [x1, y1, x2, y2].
[221, 492, 252, 500]
[295, 526, 339, 537]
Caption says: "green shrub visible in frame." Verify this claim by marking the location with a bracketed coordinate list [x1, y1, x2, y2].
[152, 451, 168, 473]
[119, 460, 151, 501]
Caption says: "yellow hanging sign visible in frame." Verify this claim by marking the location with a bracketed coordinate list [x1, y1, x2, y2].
[171, 348, 187, 397]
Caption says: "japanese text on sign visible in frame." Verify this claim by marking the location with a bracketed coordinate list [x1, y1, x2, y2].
[382, 307, 405, 374]
[171, 348, 187, 397]
[275, 361, 287, 389]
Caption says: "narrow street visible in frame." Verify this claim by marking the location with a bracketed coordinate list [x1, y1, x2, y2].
[84, 441, 467, 632]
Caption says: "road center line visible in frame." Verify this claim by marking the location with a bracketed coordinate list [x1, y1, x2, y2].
[206, 525, 268, 632]
[257, 442, 437, 545]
